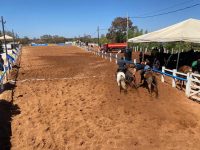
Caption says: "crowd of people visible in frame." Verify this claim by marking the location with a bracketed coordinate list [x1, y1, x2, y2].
[116, 47, 200, 90]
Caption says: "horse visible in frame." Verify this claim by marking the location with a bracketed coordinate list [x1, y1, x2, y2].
[178, 65, 192, 90]
[116, 71, 127, 93]
[144, 70, 158, 97]
[125, 64, 137, 89]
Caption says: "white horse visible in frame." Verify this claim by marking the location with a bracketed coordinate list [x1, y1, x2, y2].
[116, 72, 127, 93]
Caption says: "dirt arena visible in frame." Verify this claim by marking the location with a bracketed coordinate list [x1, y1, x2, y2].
[1, 46, 200, 150]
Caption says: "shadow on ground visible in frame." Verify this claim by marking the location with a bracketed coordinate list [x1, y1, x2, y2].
[0, 100, 20, 150]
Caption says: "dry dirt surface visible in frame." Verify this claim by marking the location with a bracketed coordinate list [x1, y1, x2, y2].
[1, 46, 200, 150]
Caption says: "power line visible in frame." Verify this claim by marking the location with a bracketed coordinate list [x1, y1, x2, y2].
[138, 0, 197, 16]
[90, 3, 200, 38]
[99, 28, 109, 31]
[130, 3, 200, 19]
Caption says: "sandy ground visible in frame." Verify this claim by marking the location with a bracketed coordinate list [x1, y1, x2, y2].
[1, 46, 200, 150]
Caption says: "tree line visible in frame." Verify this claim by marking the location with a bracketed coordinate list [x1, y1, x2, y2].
[0, 17, 146, 45]
[1, 16, 199, 51]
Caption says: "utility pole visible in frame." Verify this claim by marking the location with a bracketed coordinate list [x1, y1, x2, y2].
[97, 26, 100, 47]
[1, 16, 9, 71]
[126, 13, 129, 49]
[12, 29, 15, 48]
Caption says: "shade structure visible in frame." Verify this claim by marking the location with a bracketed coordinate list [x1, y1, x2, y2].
[128, 18, 200, 43]
[0, 35, 13, 41]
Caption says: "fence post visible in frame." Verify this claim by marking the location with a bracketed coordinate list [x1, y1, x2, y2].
[110, 53, 112, 62]
[101, 52, 104, 58]
[185, 73, 191, 97]
[145, 48, 147, 54]
[115, 54, 118, 64]
[134, 59, 137, 64]
[161, 66, 165, 82]
[172, 69, 177, 87]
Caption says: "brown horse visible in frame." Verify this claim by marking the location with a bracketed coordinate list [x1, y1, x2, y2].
[144, 70, 158, 97]
[125, 64, 137, 89]
[178, 65, 192, 90]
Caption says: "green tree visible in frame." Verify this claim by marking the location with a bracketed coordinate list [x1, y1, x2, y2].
[40, 35, 53, 43]
[106, 17, 133, 43]
[19, 36, 30, 45]
[100, 34, 110, 45]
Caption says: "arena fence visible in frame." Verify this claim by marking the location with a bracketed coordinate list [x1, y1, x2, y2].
[77, 44, 200, 101]
[31, 43, 48, 46]
[0, 46, 22, 92]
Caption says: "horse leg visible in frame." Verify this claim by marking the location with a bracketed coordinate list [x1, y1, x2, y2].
[132, 76, 137, 89]
[152, 83, 158, 98]
[148, 83, 152, 94]
[180, 81, 183, 90]
[124, 88, 127, 94]
[119, 81, 122, 93]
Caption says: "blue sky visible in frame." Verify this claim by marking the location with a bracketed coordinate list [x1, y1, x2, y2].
[1, 0, 200, 38]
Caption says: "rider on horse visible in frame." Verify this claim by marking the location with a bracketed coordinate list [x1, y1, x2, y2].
[117, 57, 127, 73]
[140, 59, 151, 84]
[125, 64, 136, 84]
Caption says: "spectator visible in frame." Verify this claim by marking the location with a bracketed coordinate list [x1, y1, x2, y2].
[153, 57, 160, 70]
[124, 48, 132, 61]
[139, 51, 143, 63]
[0, 55, 4, 72]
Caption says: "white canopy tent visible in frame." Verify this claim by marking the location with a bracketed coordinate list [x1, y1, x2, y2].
[128, 18, 200, 69]
[0, 35, 13, 41]
[128, 18, 200, 43]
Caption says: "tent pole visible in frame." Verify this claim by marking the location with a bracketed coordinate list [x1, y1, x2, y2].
[176, 42, 181, 70]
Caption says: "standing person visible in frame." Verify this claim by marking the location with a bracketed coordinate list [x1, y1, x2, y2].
[118, 48, 132, 62]
[153, 57, 160, 70]
[139, 51, 143, 63]
[196, 59, 200, 73]
[0, 55, 4, 72]
[85, 42, 89, 51]
[124, 48, 132, 61]
[191, 59, 200, 74]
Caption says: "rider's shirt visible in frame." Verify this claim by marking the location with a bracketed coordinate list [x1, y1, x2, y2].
[192, 61, 197, 68]
[144, 65, 151, 71]
[117, 59, 126, 69]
